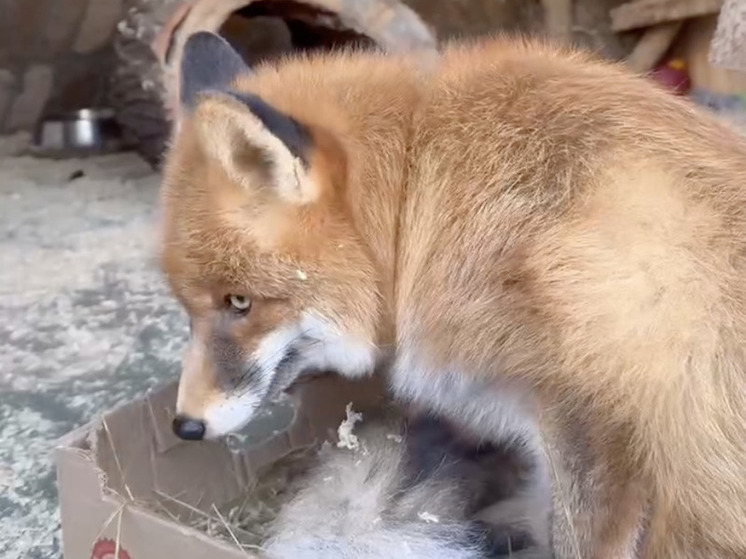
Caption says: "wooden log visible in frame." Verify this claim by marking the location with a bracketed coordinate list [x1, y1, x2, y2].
[626, 20, 682, 72]
[610, 0, 723, 32]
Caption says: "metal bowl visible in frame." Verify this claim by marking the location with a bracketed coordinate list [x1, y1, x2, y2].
[31, 108, 123, 156]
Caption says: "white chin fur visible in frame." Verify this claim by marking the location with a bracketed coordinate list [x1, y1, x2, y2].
[297, 313, 377, 377]
[203, 393, 262, 439]
[204, 314, 376, 439]
[251, 313, 377, 382]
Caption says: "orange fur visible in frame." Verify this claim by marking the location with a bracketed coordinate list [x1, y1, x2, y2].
[160, 35, 746, 558]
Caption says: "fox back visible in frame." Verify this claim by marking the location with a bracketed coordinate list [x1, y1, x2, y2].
[159, 32, 746, 558]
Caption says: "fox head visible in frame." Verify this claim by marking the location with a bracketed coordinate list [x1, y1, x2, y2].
[159, 32, 383, 441]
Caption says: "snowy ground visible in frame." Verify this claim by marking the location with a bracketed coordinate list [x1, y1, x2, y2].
[0, 90, 745, 559]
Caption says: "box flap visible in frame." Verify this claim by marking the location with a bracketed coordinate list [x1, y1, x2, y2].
[144, 381, 181, 455]
[56, 372, 389, 559]
[56, 444, 252, 559]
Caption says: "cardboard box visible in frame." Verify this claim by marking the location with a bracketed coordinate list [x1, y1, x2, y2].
[54, 374, 387, 559]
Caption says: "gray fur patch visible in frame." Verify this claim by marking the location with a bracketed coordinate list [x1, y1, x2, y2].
[180, 31, 248, 108]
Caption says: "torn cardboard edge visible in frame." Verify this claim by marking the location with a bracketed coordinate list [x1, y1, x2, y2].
[54, 373, 387, 559]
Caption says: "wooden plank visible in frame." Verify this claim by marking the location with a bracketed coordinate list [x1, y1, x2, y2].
[610, 0, 723, 32]
[626, 21, 683, 72]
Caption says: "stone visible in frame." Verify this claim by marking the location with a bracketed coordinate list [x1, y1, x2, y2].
[5, 65, 53, 132]
[73, 0, 123, 54]
[0, 69, 17, 132]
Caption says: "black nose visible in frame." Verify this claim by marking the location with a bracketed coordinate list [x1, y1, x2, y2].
[172, 415, 206, 441]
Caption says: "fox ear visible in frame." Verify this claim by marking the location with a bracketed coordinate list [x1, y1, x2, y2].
[192, 93, 315, 203]
[180, 32, 316, 203]
[180, 31, 248, 108]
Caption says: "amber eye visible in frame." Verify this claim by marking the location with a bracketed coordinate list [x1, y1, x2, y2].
[225, 294, 251, 314]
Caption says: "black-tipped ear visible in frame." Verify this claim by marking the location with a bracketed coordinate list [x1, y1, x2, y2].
[180, 32, 248, 108]
[192, 94, 318, 203]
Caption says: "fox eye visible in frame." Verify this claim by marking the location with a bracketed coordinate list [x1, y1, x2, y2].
[225, 294, 251, 314]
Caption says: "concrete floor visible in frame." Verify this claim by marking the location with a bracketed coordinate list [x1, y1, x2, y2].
[0, 136, 187, 559]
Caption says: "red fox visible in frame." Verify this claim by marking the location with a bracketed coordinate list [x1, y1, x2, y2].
[159, 31, 746, 558]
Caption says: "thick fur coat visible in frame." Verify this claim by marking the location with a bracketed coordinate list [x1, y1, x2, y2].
[160, 32, 746, 558]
